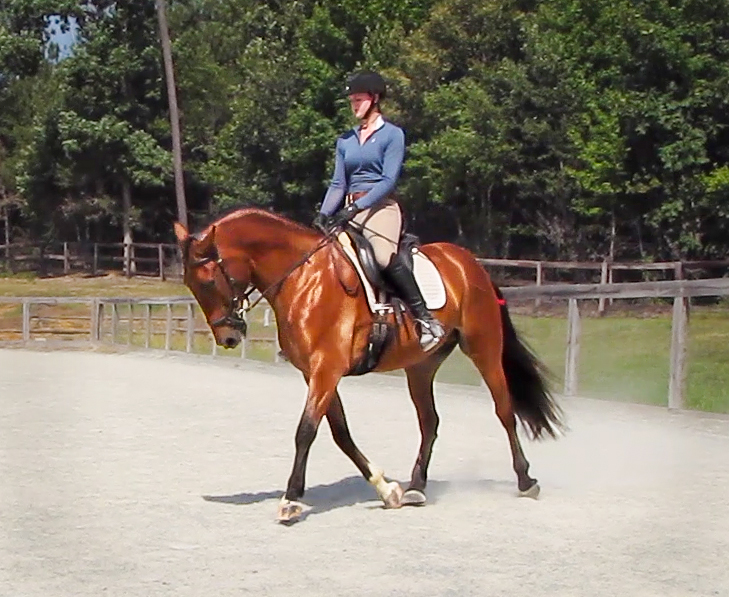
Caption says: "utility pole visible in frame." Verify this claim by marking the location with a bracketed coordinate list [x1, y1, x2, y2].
[156, 0, 188, 229]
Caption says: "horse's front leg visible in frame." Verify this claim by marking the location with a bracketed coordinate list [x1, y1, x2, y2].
[277, 365, 340, 523]
[326, 392, 403, 509]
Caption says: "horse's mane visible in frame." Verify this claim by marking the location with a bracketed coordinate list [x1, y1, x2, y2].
[202, 207, 315, 237]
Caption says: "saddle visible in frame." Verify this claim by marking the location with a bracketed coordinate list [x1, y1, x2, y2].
[336, 228, 447, 376]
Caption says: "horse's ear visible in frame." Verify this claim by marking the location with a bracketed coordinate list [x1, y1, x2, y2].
[196, 225, 216, 255]
[173, 222, 189, 244]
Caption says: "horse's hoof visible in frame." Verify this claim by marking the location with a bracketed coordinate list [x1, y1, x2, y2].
[277, 498, 308, 524]
[382, 481, 404, 509]
[518, 482, 540, 500]
[401, 488, 427, 507]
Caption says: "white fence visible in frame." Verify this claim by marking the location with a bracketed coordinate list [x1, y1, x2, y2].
[3, 277, 729, 410]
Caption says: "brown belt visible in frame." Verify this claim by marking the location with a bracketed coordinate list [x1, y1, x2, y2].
[345, 191, 367, 205]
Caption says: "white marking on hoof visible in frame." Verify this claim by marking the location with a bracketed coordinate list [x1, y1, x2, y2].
[401, 489, 427, 507]
[518, 482, 540, 500]
[381, 481, 404, 509]
[277, 497, 309, 524]
[368, 464, 403, 509]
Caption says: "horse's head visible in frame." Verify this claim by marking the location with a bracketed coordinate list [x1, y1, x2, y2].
[174, 222, 250, 349]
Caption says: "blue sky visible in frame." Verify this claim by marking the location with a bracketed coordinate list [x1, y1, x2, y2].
[47, 16, 78, 60]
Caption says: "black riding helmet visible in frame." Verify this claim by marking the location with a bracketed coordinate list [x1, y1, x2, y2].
[344, 71, 387, 100]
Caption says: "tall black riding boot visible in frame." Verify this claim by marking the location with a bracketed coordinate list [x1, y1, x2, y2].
[384, 253, 445, 351]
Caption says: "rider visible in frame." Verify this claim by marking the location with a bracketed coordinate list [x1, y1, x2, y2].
[313, 70, 445, 351]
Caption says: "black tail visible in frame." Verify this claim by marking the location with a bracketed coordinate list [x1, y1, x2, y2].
[494, 285, 566, 440]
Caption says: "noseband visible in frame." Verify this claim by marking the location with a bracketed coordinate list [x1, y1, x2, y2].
[187, 253, 252, 334]
[186, 231, 337, 334]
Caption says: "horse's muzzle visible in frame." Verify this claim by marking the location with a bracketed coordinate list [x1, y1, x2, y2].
[210, 314, 248, 340]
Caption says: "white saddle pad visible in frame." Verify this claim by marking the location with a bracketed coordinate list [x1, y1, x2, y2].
[337, 232, 447, 313]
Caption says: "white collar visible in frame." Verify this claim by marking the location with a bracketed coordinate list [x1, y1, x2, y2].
[358, 115, 385, 133]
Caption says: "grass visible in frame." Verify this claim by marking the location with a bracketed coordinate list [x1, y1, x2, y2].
[433, 308, 729, 413]
[0, 271, 187, 297]
[2, 272, 729, 413]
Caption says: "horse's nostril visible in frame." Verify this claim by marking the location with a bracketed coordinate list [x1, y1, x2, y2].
[223, 337, 237, 349]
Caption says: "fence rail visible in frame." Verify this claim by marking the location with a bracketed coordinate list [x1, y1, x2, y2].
[0, 241, 177, 279]
[4, 240, 729, 287]
[3, 278, 729, 411]
[501, 278, 729, 410]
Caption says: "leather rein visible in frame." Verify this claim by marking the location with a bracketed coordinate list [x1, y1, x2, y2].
[186, 232, 337, 332]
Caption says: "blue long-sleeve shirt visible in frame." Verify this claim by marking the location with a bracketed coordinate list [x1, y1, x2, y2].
[320, 118, 405, 216]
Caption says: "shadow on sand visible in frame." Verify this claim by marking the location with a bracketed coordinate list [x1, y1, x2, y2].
[202, 475, 516, 520]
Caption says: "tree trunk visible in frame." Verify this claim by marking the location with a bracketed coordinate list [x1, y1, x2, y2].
[3, 205, 9, 259]
[122, 179, 135, 277]
[157, 0, 188, 229]
[609, 204, 616, 262]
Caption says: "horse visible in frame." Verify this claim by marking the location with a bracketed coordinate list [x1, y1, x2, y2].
[173, 208, 564, 523]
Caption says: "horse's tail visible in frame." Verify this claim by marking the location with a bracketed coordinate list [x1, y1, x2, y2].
[493, 284, 566, 440]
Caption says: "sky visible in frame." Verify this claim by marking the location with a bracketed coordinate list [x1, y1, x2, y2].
[47, 15, 78, 60]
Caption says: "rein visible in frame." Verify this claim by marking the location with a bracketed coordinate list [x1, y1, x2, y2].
[188, 230, 338, 329]
[243, 232, 336, 312]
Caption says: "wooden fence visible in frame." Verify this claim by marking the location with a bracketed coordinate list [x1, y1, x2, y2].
[501, 278, 729, 409]
[0, 294, 283, 362]
[3, 277, 729, 410]
[480, 257, 729, 313]
[0, 242, 178, 279]
[3, 240, 729, 290]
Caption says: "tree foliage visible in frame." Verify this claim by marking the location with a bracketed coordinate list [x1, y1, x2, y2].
[2, 0, 729, 260]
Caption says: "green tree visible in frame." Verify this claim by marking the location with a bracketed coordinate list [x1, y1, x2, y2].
[17, 1, 171, 249]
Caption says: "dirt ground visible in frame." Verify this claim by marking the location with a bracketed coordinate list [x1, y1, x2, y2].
[1, 348, 728, 597]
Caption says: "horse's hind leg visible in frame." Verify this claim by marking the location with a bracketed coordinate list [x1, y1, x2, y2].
[402, 336, 457, 506]
[460, 336, 539, 497]
[326, 392, 403, 509]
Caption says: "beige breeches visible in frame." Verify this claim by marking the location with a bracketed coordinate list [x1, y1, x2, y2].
[351, 198, 402, 268]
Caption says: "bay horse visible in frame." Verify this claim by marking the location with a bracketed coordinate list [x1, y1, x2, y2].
[173, 208, 564, 523]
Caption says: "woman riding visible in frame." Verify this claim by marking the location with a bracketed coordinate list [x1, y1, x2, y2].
[313, 70, 445, 351]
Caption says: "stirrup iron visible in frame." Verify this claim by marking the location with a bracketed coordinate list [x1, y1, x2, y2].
[415, 318, 445, 351]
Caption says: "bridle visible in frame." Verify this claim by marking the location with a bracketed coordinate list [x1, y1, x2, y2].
[187, 251, 252, 333]
[186, 231, 338, 333]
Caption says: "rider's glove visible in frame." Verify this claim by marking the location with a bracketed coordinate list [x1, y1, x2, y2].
[330, 203, 361, 230]
[312, 212, 330, 233]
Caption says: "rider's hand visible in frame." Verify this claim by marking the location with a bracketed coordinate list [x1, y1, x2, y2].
[312, 212, 330, 233]
[330, 203, 361, 230]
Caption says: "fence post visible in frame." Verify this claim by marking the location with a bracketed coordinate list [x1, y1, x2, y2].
[608, 262, 614, 307]
[63, 242, 70, 274]
[211, 332, 218, 357]
[144, 304, 152, 348]
[668, 296, 689, 410]
[186, 302, 194, 353]
[127, 302, 133, 346]
[110, 303, 119, 343]
[90, 299, 100, 342]
[124, 242, 131, 278]
[240, 310, 247, 360]
[274, 331, 282, 363]
[674, 261, 684, 281]
[158, 244, 165, 281]
[598, 260, 609, 316]
[535, 262, 543, 310]
[564, 299, 581, 397]
[93, 243, 99, 276]
[22, 299, 30, 342]
[164, 303, 173, 351]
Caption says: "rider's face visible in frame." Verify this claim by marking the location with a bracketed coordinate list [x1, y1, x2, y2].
[348, 93, 378, 119]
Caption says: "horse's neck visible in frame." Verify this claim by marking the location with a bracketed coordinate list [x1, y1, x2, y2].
[225, 215, 317, 300]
